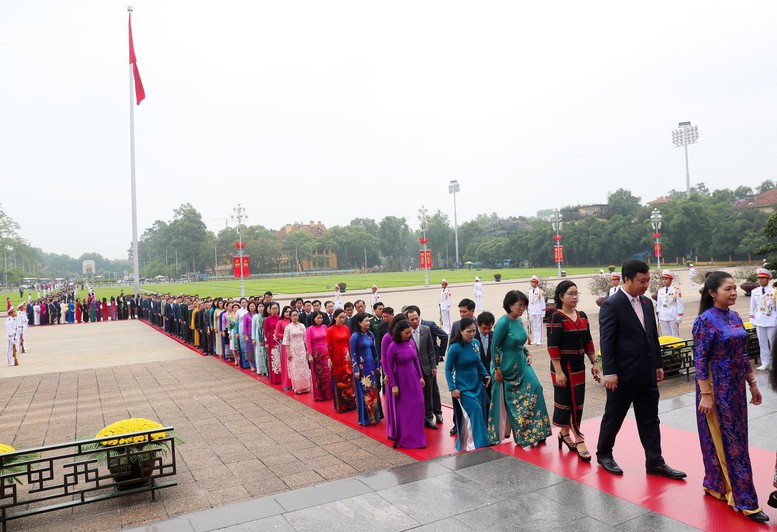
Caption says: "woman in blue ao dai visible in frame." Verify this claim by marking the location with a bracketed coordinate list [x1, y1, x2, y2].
[446, 317, 491, 451]
[350, 312, 384, 426]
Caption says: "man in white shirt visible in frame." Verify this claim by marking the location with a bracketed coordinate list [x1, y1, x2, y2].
[439, 279, 453, 334]
[527, 275, 546, 345]
[6, 307, 18, 366]
[750, 267, 777, 370]
[16, 304, 28, 354]
[473, 277, 483, 312]
[655, 270, 683, 337]
[370, 285, 381, 309]
[609, 273, 622, 297]
[688, 263, 697, 289]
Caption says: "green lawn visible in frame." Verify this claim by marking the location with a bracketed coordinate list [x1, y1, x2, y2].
[2, 266, 602, 303]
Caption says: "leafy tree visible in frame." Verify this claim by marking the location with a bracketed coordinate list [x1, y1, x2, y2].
[607, 189, 641, 219]
[379, 216, 412, 270]
[757, 180, 776, 194]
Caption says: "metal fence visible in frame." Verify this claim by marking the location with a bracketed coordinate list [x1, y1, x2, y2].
[0, 427, 177, 531]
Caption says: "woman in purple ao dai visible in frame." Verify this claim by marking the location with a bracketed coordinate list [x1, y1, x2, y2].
[693, 272, 768, 524]
[384, 319, 426, 449]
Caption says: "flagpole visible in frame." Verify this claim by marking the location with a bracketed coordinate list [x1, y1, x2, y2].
[128, 5, 140, 298]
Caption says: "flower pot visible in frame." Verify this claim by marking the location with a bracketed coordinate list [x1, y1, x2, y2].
[107, 449, 157, 491]
[494, 274, 502, 282]
[740, 282, 758, 296]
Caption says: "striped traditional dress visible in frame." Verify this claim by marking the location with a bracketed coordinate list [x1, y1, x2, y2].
[547, 310, 595, 431]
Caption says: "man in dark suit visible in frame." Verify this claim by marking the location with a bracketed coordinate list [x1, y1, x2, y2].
[406, 306, 440, 430]
[321, 300, 335, 327]
[596, 260, 686, 480]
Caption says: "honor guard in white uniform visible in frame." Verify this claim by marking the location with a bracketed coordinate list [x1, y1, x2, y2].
[656, 270, 683, 337]
[16, 304, 28, 353]
[370, 285, 381, 309]
[750, 267, 776, 370]
[609, 272, 622, 297]
[528, 275, 546, 345]
[473, 277, 483, 311]
[688, 263, 697, 289]
[6, 307, 18, 366]
[333, 285, 343, 310]
[439, 279, 453, 333]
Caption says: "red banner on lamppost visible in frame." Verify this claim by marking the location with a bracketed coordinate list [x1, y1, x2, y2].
[242, 256, 250, 277]
[554, 245, 564, 263]
[419, 250, 432, 269]
[654, 242, 662, 258]
[233, 256, 241, 278]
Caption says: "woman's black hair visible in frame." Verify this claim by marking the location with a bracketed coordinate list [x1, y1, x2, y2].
[388, 313, 407, 336]
[391, 320, 412, 343]
[502, 290, 529, 313]
[309, 310, 324, 324]
[333, 308, 346, 319]
[280, 305, 292, 318]
[350, 312, 370, 333]
[554, 280, 577, 308]
[698, 271, 734, 314]
[451, 317, 477, 345]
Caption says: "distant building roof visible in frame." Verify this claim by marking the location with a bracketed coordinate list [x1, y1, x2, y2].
[647, 196, 672, 206]
[277, 221, 327, 240]
[735, 188, 777, 211]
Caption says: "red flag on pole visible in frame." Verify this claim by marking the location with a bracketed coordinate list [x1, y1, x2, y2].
[129, 13, 145, 105]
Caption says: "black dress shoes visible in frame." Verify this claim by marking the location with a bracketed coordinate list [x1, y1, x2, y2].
[768, 490, 777, 508]
[424, 419, 438, 430]
[449, 426, 457, 435]
[646, 464, 686, 480]
[747, 511, 770, 523]
[597, 457, 623, 475]
[435, 414, 444, 424]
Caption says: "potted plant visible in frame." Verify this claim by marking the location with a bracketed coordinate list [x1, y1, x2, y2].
[733, 265, 758, 296]
[0, 444, 38, 486]
[607, 265, 616, 273]
[494, 272, 502, 282]
[337, 282, 347, 293]
[588, 274, 611, 306]
[83, 418, 181, 491]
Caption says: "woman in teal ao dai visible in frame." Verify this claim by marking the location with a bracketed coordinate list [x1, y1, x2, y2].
[445, 317, 491, 451]
[488, 290, 551, 446]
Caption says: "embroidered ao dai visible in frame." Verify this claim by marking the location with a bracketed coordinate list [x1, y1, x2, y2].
[306, 324, 332, 400]
[693, 307, 763, 515]
[350, 331, 383, 426]
[326, 324, 356, 412]
[487, 314, 551, 446]
[445, 338, 490, 451]
[282, 322, 311, 393]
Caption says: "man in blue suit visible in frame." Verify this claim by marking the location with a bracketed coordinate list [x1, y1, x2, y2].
[596, 260, 686, 480]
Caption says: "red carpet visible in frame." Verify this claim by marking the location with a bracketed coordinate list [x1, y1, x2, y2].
[146, 321, 775, 529]
[143, 321, 458, 460]
[493, 417, 776, 531]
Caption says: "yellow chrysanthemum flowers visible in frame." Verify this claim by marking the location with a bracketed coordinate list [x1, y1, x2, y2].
[96, 418, 167, 447]
[0, 444, 16, 454]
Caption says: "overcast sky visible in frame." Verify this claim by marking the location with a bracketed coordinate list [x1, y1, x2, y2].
[2, 1, 776, 260]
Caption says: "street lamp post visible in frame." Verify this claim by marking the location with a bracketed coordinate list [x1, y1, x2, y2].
[418, 206, 430, 287]
[671, 121, 699, 196]
[551, 209, 563, 277]
[448, 180, 460, 267]
[650, 208, 663, 271]
[231, 203, 247, 297]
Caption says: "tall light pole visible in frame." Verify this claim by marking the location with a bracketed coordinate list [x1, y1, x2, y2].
[551, 209, 563, 277]
[448, 180, 460, 267]
[418, 206, 430, 287]
[650, 208, 663, 271]
[231, 203, 247, 297]
[671, 121, 699, 196]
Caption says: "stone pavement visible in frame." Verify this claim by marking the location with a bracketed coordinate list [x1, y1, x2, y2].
[0, 266, 760, 530]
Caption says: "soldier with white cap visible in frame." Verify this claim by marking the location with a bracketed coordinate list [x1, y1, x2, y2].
[656, 270, 683, 337]
[688, 263, 697, 289]
[749, 267, 776, 370]
[16, 303, 28, 354]
[439, 279, 453, 333]
[473, 276, 483, 311]
[370, 284, 381, 309]
[609, 272, 622, 297]
[6, 306, 18, 366]
[528, 275, 546, 345]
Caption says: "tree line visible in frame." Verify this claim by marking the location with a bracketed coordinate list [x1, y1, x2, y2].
[0, 181, 773, 281]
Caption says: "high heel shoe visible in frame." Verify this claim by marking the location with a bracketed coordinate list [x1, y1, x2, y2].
[558, 432, 576, 451]
[576, 441, 592, 463]
[768, 490, 777, 509]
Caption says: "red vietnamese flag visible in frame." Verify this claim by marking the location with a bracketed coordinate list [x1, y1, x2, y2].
[129, 13, 145, 105]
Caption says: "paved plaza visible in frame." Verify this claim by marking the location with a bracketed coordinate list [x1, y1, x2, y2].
[0, 270, 771, 531]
